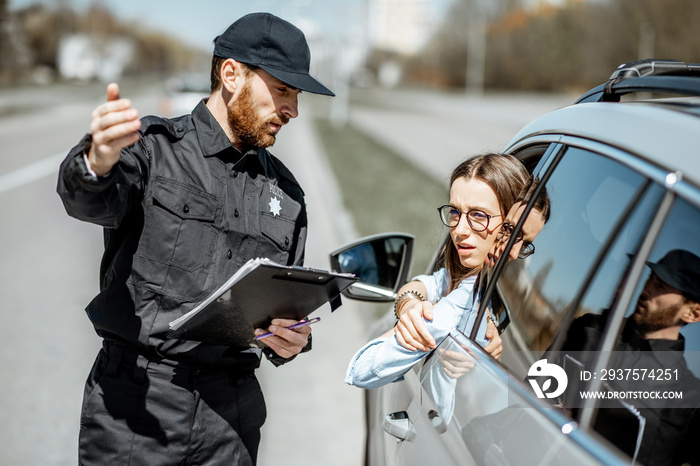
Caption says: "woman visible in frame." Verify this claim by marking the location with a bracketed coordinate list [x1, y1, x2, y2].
[397, 185, 552, 353]
[345, 153, 529, 389]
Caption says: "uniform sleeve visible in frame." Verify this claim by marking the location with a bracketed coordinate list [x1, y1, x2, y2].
[57, 133, 148, 229]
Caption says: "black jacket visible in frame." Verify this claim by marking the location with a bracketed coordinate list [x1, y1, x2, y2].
[57, 100, 308, 367]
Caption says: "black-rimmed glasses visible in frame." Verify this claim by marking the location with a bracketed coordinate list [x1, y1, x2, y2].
[498, 222, 536, 258]
[437, 205, 501, 232]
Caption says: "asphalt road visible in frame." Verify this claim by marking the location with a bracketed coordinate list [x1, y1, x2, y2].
[0, 82, 117, 466]
[347, 87, 575, 184]
[0, 80, 572, 465]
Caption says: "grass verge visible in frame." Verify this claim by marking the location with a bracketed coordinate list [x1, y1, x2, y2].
[313, 117, 448, 281]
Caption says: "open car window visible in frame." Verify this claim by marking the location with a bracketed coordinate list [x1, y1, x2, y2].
[494, 146, 651, 375]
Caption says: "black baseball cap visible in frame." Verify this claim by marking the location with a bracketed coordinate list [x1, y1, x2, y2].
[648, 249, 700, 304]
[213, 12, 334, 96]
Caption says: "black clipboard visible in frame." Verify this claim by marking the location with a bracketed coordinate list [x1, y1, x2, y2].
[167, 258, 357, 347]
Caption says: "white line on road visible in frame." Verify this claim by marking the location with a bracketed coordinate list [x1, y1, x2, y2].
[0, 152, 66, 194]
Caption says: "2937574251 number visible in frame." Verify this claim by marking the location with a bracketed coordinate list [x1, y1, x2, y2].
[600, 368, 679, 381]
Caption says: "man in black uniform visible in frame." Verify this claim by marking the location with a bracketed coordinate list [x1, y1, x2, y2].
[561, 249, 700, 466]
[57, 13, 333, 466]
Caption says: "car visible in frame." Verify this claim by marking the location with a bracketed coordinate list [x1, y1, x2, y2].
[330, 60, 700, 466]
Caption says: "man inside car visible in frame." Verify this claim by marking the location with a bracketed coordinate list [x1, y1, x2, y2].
[460, 249, 700, 466]
[559, 249, 700, 466]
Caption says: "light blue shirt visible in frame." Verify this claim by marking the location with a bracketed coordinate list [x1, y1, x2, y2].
[345, 269, 489, 389]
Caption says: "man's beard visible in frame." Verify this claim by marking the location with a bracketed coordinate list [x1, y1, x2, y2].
[227, 83, 288, 149]
[632, 300, 683, 335]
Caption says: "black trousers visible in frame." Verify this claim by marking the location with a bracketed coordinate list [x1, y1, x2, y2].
[79, 342, 266, 465]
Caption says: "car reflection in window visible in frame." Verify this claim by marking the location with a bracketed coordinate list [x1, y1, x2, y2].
[550, 194, 700, 466]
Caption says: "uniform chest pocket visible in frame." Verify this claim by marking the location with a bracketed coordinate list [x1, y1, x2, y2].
[259, 212, 296, 264]
[260, 213, 295, 250]
[136, 177, 218, 300]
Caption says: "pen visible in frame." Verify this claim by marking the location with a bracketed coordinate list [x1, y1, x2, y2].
[255, 317, 321, 340]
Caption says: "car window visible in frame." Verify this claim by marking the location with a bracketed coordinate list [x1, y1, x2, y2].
[557, 182, 665, 352]
[493, 144, 700, 464]
[578, 194, 700, 465]
[664, 198, 700, 376]
[495, 146, 649, 377]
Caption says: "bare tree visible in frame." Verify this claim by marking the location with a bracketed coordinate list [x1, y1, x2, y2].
[407, 0, 700, 92]
[0, 0, 33, 84]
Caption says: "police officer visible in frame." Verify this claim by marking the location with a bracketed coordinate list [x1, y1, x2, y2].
[561, 249, 700, 466]
[57, 13, 333, 466]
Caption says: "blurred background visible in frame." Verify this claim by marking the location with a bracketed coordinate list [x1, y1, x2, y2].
[2, 0, 699, 92]
[1, 0, 698, 464]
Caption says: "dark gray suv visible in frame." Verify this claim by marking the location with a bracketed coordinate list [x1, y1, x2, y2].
[331, 60, 700, 466]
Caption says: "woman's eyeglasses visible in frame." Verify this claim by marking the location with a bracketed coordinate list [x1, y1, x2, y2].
[497, 222, 536, 258]
[437, 205, 501, 232]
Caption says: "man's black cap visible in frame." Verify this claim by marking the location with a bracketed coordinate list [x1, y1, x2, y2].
[648, 249, 700, 304]
[213, 12, 334, 96]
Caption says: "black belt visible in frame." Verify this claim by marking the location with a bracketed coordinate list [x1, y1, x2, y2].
[102, 341, 255, 385]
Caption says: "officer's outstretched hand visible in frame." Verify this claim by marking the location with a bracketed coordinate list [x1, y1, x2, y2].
[254, 318, 312, 359]
[88, 83, 141, 176]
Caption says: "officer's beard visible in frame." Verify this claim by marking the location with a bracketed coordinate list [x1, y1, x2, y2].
[227, 83, 287, 149]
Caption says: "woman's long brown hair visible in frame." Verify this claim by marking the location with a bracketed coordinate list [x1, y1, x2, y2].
[441, 153, 529, 293]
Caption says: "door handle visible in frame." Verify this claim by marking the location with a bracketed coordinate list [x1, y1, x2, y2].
[382, 411, 416, 442]
[428, 409, 448, 434]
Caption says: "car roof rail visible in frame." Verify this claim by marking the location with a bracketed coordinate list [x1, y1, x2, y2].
[575, 59, 700, 103]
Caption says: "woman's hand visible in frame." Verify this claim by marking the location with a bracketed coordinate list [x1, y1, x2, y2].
[394, 299, 436, 352]
[482, 317, 502, 360]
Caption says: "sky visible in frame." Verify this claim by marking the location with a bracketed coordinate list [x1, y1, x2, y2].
[7, 0, 430, 53]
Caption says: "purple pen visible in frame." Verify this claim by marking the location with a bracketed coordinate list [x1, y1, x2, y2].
[255, 317, 321, 340]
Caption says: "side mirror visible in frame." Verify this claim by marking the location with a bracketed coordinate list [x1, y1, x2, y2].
[329, 233, 414, 302]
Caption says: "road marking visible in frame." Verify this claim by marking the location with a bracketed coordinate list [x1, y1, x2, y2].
[0, 152, 66, 194]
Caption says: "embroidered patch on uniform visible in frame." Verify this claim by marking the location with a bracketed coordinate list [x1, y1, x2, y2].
[269, 196, 282, 217]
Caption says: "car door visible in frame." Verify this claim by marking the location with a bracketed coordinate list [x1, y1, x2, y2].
[395, 331, 614, 466]
[487, 137, 700, 465]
